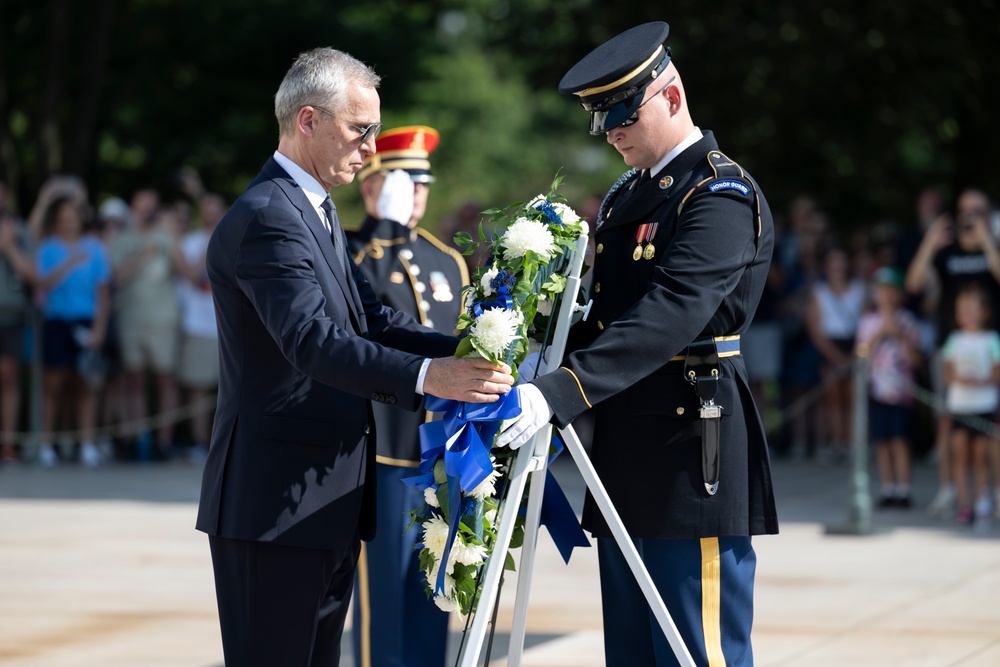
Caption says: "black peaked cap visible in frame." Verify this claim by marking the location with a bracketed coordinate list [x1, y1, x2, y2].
[558, 22, 670, 97]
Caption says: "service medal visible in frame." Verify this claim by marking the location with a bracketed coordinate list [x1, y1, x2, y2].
[634, 221, 660, 261]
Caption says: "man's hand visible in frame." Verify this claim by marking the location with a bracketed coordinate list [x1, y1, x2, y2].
[497, 384, 553, 449]
[377, 169, 415, 226]
[424, 356, 514, 403]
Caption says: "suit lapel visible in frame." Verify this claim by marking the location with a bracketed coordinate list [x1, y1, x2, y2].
[267, 160, 364, 328]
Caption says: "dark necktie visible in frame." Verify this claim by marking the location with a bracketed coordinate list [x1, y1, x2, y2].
[620, 170, 649, 206]
[320, 197, 346, 275]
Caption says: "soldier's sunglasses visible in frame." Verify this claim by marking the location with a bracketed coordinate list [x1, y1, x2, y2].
[587, 75, 676, 135]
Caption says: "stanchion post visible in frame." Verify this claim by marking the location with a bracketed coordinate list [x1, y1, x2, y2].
[826, 347, 880, 535]
[26, 305, 44, 461]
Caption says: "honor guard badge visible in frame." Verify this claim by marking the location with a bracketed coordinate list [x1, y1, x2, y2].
[659, 175, 674, 190]
[390, 271, 405, 284]
[708, 179, 750, 196]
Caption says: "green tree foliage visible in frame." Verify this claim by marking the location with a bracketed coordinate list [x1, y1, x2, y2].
[1, 0, 998, 233]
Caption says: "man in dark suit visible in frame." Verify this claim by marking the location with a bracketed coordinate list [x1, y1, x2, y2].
[346, 125, 467, 667]
[500, 22, 779, 667]
[195, 48, 513, 667]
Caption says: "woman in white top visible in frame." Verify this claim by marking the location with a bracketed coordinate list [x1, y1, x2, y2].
[806, 247, 866, 461]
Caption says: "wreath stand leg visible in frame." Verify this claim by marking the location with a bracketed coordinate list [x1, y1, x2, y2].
[456, 232, 695, 666]
[455, 423, 695, 667]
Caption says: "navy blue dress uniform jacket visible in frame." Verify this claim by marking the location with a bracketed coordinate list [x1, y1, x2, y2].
[195, 158, 458, 552]
[347, 215, 469, 465]
[532, 131, 779, 540]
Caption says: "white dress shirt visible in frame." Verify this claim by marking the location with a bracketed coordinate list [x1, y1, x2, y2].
[273, 151, 332, 233]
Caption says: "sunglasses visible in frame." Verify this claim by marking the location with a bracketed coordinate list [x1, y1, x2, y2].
[587, 75, 677, 135]
[311, 105, 382, 144]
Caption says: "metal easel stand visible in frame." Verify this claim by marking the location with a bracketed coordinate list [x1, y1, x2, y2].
[456, 234, 695, 667]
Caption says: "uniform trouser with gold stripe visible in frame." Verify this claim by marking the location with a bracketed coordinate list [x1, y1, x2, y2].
[597, 536, 756, 667]
[352, 463, 449, 667]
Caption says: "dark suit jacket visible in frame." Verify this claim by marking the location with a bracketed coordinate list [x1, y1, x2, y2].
[347, 215, 469, 465]
[195, 157, 457, 551]
[532, 131, 779, 540]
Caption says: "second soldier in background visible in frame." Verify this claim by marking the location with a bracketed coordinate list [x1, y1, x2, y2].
[347, 126, 468, 667]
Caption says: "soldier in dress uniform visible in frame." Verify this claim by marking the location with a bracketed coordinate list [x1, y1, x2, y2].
[346, 125, 469, 667]
[499, 22, 779, 667]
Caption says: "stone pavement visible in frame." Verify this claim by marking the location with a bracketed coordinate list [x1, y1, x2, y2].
[2, 453, 999, 667]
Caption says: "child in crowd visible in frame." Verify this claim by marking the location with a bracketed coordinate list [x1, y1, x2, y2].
[856, 267, 922, 507]
[941, 285, 1000, 525]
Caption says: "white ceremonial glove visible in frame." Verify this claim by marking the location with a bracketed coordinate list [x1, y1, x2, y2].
[497, 383, 553, 450]
[377, 169, 415, 226]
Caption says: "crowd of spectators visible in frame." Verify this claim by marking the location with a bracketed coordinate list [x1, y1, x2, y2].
[744, 185, 1000, 526]
[3, 173, 1000, 526]
[0, 173, 222, 467]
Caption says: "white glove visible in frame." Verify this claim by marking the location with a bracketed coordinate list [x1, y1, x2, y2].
[377, 169, 415, 226]
[497, 383, 553, 449]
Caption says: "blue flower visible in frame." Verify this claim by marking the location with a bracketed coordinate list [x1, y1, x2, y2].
[490, 269, 517, 291]
[534, 199, 563, 226]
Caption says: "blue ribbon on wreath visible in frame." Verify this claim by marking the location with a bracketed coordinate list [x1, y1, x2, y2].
[404, 391, 523, 593]
[539, 435, 591, 563]
[472, 285, 514, 316]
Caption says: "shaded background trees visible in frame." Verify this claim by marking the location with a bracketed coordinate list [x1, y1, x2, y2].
[2, 0, 998, 230]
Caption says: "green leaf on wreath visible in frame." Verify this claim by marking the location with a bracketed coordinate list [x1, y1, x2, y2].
[550, 170, 565, 193]
[510, 523, 525, 549]
[541, 273, 567, 294]
[505, 552, 517, 571]
[436, 485, 450, 519]
[454, 336, 475, 358]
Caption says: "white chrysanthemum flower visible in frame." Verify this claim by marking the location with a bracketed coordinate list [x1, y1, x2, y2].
[452, 537, 488, 566]
[485, 508, 498, 525]
[434, 594, 460, 613]
[480, 266, 499, 296]
[552, 202, 581, 225]
[501, 218, 556, 261]
[422, 515, 451, 560]
[471, 308, 520, 358]
[469, 461, 501, 500]
[536, 296, 552, 317]
[424, 487, 440, 508]
[428, 562, 456, 591]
